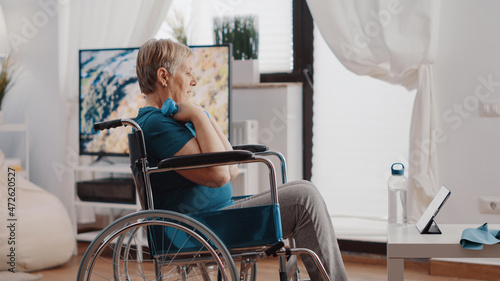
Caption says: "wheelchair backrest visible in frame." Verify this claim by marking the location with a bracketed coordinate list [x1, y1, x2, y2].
[128, 130, 151, 210]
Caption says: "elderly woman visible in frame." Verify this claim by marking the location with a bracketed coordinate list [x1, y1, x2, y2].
[134, 38, 347, 281]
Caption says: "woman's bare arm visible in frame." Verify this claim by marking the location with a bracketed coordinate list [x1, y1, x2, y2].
[208, 114, 239, 180]
[171, 102, 232, 187]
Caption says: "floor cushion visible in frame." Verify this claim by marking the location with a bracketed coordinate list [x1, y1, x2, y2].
[0, 150, 75, 272]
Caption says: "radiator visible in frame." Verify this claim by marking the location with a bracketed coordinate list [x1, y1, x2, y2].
[231, 120, 259, 145]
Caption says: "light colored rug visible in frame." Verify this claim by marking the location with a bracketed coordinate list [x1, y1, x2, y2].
[0, 271, 42, 281]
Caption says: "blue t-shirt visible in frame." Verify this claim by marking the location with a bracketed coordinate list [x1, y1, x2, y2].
[134, 107, 234, 213]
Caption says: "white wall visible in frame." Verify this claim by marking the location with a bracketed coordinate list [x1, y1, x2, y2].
[0, 0, 67, 208]
[434, 0, 500, 224]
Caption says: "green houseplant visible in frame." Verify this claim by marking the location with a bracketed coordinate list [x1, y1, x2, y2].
[0, 55, 16, 122]
[214, 15, 258, 60]
[214, 15, 259, 84]
[167, 8, 188, 45]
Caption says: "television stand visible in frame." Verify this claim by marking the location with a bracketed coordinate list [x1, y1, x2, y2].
[89, 155, 124, 166]
[71, 163, 138, 247]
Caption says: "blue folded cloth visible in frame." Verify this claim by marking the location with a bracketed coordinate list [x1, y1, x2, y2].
[460, 223, 500, 250]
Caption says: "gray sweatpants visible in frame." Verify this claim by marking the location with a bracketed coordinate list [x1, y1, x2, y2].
[224, 180, 348, 281]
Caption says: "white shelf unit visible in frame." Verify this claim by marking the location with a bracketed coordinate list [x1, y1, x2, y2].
[71, 162, 150, 257]
[0, 118, 29, 179]
[72, 162, 139, 242]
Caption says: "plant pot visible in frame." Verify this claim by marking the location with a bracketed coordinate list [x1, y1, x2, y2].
[233, 59, 260, 84]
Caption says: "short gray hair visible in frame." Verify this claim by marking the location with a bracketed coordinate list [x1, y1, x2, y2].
[136, 38, 193, 94]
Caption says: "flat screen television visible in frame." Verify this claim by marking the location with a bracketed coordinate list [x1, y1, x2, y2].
[79, 44, 232, 157]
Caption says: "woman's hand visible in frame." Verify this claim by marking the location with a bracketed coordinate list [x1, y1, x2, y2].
[171, 101, 205, 123]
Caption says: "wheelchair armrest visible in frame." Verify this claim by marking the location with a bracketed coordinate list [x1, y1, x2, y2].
[233, 145, 288, 184]
[232, 144, 269, 153]
[157, 150, 254, 169]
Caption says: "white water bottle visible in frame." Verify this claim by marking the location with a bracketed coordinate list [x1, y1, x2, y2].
[388, 163, 407, 226]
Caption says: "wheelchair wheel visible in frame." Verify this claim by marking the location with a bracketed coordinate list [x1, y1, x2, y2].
[77, 210, 238, 281]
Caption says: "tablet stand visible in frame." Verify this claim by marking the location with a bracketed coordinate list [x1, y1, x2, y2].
[421, 219, 442, 234]
[415, 185, 451, 235]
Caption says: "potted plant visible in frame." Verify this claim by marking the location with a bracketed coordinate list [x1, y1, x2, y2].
[0, 55, 16, 123]
[214, 15, 259, 84]
[166, 8, 188, 45]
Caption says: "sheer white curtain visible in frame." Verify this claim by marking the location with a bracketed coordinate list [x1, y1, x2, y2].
[306, 0, 441, 222]
[59, 0, 172, 102]
[56, 0, 172, 217]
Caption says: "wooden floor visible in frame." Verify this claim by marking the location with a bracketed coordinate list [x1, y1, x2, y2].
[24, 243, 490, 281]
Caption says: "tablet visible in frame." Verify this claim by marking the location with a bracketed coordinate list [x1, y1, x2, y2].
[416, 185, 451, 234]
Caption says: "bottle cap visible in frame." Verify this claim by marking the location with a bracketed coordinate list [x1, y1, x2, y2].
[391, 163, 404, 175]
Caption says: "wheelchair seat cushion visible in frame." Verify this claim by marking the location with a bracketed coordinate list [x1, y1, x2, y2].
[149, 204, 283, 255]
[191, 204, 283, 249]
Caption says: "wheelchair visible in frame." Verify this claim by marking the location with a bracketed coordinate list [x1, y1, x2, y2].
[77, 118, 330, 281]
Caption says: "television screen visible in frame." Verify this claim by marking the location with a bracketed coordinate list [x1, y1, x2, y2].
[79, 45, 232, 156]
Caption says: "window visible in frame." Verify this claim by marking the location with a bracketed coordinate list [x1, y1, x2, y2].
[156, 0, 293, 74]
[311, 26, 416, 241]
